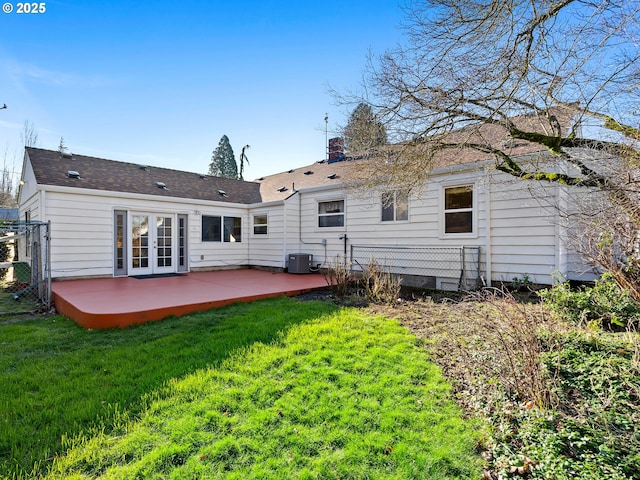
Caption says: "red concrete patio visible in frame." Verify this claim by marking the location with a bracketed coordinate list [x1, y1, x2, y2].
[52, 270, 329, 329]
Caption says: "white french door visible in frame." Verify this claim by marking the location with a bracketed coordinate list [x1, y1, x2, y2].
[129, 213, 175, 275]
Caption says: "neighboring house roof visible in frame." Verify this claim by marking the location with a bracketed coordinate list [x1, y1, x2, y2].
[0, 208, 18, 221]
[26, 147, 263, 204]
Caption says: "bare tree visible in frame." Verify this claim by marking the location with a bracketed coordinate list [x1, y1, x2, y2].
[0, 146, 16, 207]
[337, 0, 640, 293]
[341, 0, 639, 206]
[21, 120, 39, 148]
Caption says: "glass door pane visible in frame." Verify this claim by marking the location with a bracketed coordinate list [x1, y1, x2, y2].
[131, 214, 151, 274]
[155, 216, 173, 271]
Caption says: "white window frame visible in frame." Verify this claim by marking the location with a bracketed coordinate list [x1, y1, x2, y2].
[440, 183, 477, 238]
[252, 214, 268, 236]
[317, 199, 345, 229]
[381, 190, 409, 222]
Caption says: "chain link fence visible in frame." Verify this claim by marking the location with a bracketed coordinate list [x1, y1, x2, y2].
[350, 245, 481, 291]
[0, 221, 51, 316]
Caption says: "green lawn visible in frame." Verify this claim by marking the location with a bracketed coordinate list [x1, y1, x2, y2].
[0, 298, 484, 479]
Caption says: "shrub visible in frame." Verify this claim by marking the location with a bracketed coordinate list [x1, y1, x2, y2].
[322, 255, 351, 297]
[539, 273, 640, 330]
[361, 259, 401, 304]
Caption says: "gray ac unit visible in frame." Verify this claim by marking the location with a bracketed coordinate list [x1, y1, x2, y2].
[288, 253, 312, 274]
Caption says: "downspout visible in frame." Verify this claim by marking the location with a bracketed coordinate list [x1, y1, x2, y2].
[485, 171, 493, 287]
[298, 191, 327, 268]
[47, 220, 52, 310]
[282, 200, 288, 270]
[39, 189, 46, 222]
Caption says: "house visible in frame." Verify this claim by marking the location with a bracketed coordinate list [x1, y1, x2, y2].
[17, 134, 597, 289]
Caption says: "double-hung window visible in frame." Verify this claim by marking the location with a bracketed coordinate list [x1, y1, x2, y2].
[318, 200, 345, 228]
[253, 215, 268, 235]
[381, 191, 409, 222]
[443, 185, 474, 234]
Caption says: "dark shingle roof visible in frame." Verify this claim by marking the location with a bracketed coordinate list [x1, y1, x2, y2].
[26, 148, 263, 204]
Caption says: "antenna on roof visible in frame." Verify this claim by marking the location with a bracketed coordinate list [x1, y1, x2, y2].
[324, 113, 328, 162]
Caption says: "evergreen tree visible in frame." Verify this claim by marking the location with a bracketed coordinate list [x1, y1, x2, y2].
[58, 136, 68, 153]
[209, 135, 238, 179]
[343, 103, 387, 153]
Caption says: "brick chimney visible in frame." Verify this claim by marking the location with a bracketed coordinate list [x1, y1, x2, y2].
[328, 137, 345, 162]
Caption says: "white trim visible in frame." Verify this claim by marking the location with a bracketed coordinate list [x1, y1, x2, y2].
[316, 198, 346, 230]
[439, 182, 478, 239]
[251, 213, 269, 237]
[380, 190, 410, 223]
[484, 171, 493, 286]
[35, 184, 250, 209]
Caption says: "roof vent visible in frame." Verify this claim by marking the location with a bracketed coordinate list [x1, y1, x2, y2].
[327, 173, 338, 179]
[67, 170, 81, 179]
[277, 186, 288, 192]
[218, 189, 228, 197]
[61, 152, 73, 159]
[155, 181, 167, 190]
[199, 174, 208, 179]
[304, 170, 314, 175]
[139, 165, 149, 171]
[287, 169, 294, 174]
[257, 177, 265, 181]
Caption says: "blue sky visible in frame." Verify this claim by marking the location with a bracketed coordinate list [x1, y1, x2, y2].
[0, 0, 405, 181]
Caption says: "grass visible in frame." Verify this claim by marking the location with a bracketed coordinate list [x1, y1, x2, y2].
[1, 297, 484, 479]
[388, 292, 640, 479]
[1, 298, 336, 478]
[0, 291, 40, 317]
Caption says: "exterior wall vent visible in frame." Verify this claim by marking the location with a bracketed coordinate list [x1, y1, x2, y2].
[67, 170, 81, 179]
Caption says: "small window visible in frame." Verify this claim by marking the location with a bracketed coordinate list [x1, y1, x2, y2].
[318, 200, 345, 228]
[444, 185, 473, 234]
[381, 191, 409, 222]
[253, 215, 268, 235]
